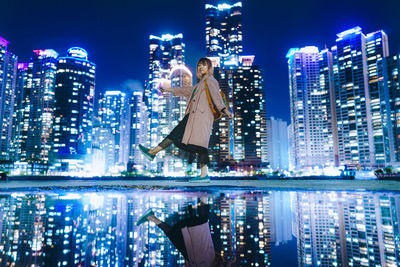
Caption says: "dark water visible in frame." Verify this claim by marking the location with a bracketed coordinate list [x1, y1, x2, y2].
[0, 189, 399, 266]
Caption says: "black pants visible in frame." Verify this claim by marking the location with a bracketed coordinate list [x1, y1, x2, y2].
[157, 204, 210, 260]
[161, 114, 210, 165]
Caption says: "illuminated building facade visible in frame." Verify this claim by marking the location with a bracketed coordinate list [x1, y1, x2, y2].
[0, 37, 17, 161]
[266, 117, 289, 170]
[205, 2, 267, 170]
[365, 30, 390, 164]
[146, 34, 184, 151]
[97, 90, 128, 173]
[319, 49, 339, 166]
[127, 90, 148, 171]
[24, 49, 58, 167]
[52, 47, 95, 172]
[287, 46, 335, 170]
[379, 53, 400, 162]
[10, 63, 28, 161]
[332, 27, 375, 166]
[209, 61, 268, 170]
[232, 62, 267, 166]
[208, 68, 235, 168]
[287, 124, 295, 170]
[205, 2, 243, 67]
[145, 33, 193, 173]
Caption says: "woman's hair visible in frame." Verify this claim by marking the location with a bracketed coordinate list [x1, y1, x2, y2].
[196, 57, 214, 80]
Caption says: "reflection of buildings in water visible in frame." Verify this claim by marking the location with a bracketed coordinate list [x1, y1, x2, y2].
[42, 196, 89, 266]
[295, 192, 342, 266]
[270, 191, 293, 245]
[0, 192, 274, 266]
[1, 191, 399, 266]
[210, 192, 272, 266]
[294, 192, 400, 267]
[341, 193, 400, 267]
[0, 194, 46, 266]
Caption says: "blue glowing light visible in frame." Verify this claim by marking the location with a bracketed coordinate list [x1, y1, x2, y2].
[33, 49, 59, 59]
[67, 47, 88, 60]
[149, 34, 183, 41]
[286, 48, 300, 58]
[206, 2, 242, 10]
[336, 26, 362, 38]
[0, 36, 9, 47]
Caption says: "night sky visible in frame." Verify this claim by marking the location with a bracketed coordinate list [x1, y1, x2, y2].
[2, 0, 400, 122]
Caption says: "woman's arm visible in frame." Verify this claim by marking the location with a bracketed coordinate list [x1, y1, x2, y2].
[161, 85, 193, 98]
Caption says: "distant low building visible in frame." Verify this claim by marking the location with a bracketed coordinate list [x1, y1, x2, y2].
[266, 117, 289, 170]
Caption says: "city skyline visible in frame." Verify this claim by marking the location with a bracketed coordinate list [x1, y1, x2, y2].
[1, 0, 271, 175]
[2, 1, 400, 173]
[2, 0, 400, 123]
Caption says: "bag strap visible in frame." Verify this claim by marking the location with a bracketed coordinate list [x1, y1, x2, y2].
[204, 78, 217, 114]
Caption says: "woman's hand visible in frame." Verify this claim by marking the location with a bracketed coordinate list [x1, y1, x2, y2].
[223, 108, 233, 119]
[160, 86, 172, 93]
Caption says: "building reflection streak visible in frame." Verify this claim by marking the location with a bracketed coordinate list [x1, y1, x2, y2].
[0, 190, 399, 266]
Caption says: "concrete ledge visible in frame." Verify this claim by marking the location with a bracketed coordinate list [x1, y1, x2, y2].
[0, 179, 400, 192]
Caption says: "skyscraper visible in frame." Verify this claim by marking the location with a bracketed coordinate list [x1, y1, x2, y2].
[205, 2, 243, 67]
[205, 2, 268, 171]
[209, 67, 235, 167]
[319, 49, 339, 166]
[52, 47, 95, 172]
[127, 90, 148, 171]
[266, 117, 289, 170]
[146, 34, 185, 148]
[332, 27, 374, 167]
[145, 34, 192, 173]
[10, 63, 28, 161]
[23, 49, 58, 170]
[0, 36, 17, 161]
[365, 30, 390, 164]
[287, 46, 335, 170]
[232, 61, 267, 166]
[378, 53, 400, 163]
[97, 90, 128, 173]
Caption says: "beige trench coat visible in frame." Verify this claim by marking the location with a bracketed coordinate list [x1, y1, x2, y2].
[172, 75, 227, 149]
[181, 222, 215, 267]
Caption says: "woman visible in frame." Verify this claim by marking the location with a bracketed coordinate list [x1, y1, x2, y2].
[136, 200, 235, 266]
[139, 57, 232, 182]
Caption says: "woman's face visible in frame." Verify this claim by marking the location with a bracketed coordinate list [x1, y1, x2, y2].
[197, 62, 209, 76]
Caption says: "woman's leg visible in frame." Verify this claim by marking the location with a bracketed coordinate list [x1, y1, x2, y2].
[148, 138, 173, 155]
[198, 149, 210, 177]
[188, 152, 196, 164]
[146, 215, 189, 260]
[149, 114, 190, 155]
[146, 215, 171, 231]
[186, 152, 197, 173]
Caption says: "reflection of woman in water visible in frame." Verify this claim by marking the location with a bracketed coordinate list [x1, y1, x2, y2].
[136, 200, 235, 266]
[139, 57, 232, 182]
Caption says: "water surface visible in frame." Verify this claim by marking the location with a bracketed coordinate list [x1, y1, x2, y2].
[0, 189, 399, 266]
